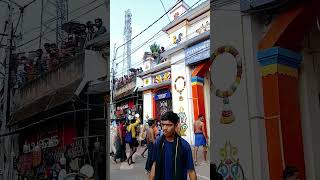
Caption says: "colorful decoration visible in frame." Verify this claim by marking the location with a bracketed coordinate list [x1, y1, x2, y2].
[178, 106, 187, 136]
[153, 71, 171, 84]
[173, 33, 183, 44]
[212, 46, 242, 124]
[144, 78, 149, 85]
[217, 141, 246, 180]
[174, 76, 186, 101]
[196, 21, 210, 34]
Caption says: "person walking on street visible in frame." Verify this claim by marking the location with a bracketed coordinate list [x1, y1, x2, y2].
[119, 118, 127, 162]
[193, 114, 208, 166]
[145, 119, 156, 174]
[113, 120, 121, 163]
[149, 111, 197, 180]
[125, 113, 141, 165]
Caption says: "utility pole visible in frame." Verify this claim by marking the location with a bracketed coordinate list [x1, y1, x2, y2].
[110, 44, 117, 120]
[0, 1, 13, 180]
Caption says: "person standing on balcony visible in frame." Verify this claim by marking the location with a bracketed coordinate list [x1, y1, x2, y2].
[49, 43, 60, 69]
[86, 21, 95, 41]
[94, 18, 106, 38]
[35, 49, 46, 76]
[16, 57, 27, 87]
[25, 57, 36, 81]
[193, 114, 208, 166]
[43, 43, 52, 71]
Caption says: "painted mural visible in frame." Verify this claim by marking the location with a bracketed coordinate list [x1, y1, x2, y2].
[178, 106, 188, 136]
[217, 141, 246, 180]
[153, 71, 171, 84]
[212, 46, 243, 124]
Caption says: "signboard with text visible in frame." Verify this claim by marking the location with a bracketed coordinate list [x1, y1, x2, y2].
[185, 39, 210, 65]
[155, 90, 172, 101]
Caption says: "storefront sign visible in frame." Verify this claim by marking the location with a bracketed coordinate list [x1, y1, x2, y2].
[155, 91, 171, 101]
[185, 39, 210, 65]
[116, 100, 135, 111]
[23, 135, 59, 154]
[117, 104, 128, 111]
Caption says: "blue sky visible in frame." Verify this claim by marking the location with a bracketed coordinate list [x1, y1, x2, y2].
[110, 0, 205, 77]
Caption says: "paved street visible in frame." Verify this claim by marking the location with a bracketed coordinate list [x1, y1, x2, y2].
[110, 145, 210, 180]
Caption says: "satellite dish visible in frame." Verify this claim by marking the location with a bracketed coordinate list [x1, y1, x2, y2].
[58, 169, 67, 180]
[80, 164, 94, 177]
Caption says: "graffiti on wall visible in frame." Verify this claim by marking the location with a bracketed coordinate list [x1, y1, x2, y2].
[212, 46, 243, 124]
[217, 141, 246, 180]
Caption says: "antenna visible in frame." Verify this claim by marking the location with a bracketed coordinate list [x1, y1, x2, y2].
[122, 9, 132, 76]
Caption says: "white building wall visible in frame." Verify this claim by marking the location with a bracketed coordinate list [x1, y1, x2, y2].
[299, 29, 320, 179]
[143, 91, 153, 123]
[170, 50, 194, 144]
[204, 71, 211, 140]
[211, 1, 268, 179]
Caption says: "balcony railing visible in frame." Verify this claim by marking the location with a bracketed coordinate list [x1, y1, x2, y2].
[10, 50, 108, 123]
[114, 79, 136, 98]
[11, 53, 85, 113]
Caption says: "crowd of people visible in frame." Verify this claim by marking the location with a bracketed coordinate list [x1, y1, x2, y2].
[111, 111, 301, 180]
[114, 67, 143, 89]
[110, 111, 210, 180]
[12, 18, 107, 88]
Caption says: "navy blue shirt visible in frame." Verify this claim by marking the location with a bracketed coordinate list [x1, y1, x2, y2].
[152, 137, 194, 180]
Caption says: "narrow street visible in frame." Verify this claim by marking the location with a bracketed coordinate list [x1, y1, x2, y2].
[110, 145, 210, 180]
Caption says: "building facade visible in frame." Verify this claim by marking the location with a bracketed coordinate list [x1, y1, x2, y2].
[0, 24, 109, 180]
[138, 0, 210, 144]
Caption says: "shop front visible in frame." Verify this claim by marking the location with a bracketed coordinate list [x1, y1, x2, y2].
[15, 121, 97, 180]
[153, 88, 173, 121]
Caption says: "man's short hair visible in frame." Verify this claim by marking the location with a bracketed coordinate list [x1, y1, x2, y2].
[160, 111, 179, 125]
[283, 166, 299, 179]
[95, 18, 102, 22]
[199, 114, 204, 118]
[148, 119, 155, 126]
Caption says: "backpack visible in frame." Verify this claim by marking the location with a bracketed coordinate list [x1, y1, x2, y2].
[125, 127, 133, 143]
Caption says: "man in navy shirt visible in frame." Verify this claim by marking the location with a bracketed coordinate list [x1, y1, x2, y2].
[149, 111, 197, 180]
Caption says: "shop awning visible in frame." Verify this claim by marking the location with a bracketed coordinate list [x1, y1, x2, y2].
[8, 80, 82, 126]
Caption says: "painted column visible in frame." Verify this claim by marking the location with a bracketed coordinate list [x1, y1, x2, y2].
[191, 76, 207, 137]
[258, 47, 306, 180]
